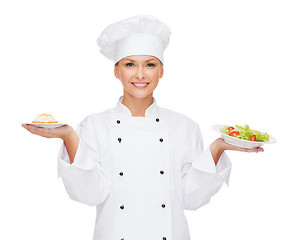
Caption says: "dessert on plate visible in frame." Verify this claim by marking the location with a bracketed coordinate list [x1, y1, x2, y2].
[32, 113, 58, 123]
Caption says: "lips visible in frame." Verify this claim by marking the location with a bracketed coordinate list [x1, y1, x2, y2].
[131, 82, 149, 88]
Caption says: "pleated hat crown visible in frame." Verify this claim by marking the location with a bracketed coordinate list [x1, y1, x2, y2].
[96, 15, 171, 64]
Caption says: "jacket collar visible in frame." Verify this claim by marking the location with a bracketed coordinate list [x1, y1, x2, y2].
[116, 96, 158, 118]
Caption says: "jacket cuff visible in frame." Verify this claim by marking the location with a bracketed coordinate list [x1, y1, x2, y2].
[192, 147, 232, 185]
[57, 138, 99, 178]
[216, 151, 232, 185]
[58, 142, 76, 178]
[57, 143, 70, 178]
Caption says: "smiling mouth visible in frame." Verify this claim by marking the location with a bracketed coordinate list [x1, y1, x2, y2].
[131, 82, 150, 88]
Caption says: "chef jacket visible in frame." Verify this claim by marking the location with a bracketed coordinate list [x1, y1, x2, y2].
[58, 95, 232, 240]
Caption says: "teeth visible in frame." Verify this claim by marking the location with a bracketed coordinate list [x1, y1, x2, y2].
[133, 83, 148, 87]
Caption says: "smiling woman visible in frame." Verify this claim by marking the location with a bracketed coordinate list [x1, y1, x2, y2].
[114, 55, 164, 112]
[22, 14, 264, 240]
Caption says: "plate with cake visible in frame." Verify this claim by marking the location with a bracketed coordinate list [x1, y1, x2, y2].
[24, 113, 67, 129]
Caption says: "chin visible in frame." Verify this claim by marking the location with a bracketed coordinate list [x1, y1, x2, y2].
[126, 91, 153, 99]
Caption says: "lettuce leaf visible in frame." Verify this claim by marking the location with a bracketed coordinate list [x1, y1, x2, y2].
[221, 124, 269, 142]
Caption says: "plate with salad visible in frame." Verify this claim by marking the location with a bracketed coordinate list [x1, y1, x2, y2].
[212, 124, 276, 149]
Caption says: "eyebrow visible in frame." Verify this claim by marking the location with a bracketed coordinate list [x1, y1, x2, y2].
[145, 59, 157, 62]
[124, 58, 157, 62]
[124, 59, 135, 62]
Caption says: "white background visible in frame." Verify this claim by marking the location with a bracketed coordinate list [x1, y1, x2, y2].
[1, 0, 287, 239]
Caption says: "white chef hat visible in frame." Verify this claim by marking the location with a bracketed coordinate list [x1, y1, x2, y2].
[96, 15, 171, 64]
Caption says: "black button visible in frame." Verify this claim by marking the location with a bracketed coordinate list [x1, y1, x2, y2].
[163, 238, 167, 240]
[160, 170, 164, 175]
[159, 138, 163, 142]
[117, 120, 121, 124]
[161, 204, 166, 208]
[156, 118, 159, 122]
[118, 138, 122, 143]
[121, 238, 124, 240]
[120, 205, 124, 209]
[119, 172, 123, 176]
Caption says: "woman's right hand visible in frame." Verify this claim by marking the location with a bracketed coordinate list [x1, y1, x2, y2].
[22, 124, 79, 163]
[21, 124, 74, 140]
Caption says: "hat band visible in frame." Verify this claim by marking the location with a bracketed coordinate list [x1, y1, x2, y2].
[114, 33, 165, 64]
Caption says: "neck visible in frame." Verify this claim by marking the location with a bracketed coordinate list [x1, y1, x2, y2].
[121, 93, 154, 117]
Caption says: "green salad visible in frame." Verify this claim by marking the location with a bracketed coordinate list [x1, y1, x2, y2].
[221, 124, 269, 142]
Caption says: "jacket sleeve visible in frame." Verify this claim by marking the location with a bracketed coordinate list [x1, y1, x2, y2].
[57, 117, 111, 206]
[181, 123, 232, 210]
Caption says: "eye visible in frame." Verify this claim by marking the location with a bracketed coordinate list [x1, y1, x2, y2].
[147, 63, 155, 67]
[126, 62, 134, 67]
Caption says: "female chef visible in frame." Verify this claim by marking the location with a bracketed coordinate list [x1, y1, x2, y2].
[22, 15, 263, 240]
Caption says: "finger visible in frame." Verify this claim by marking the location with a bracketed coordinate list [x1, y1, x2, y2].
[223, 140, 264, 152]
[239, 147, 264, 153]
[22, 124, 51, 138]
[226, 144, 249, 152]
[247, 147, 264, 153]
[22, 124, 37, 133]
[22, 124, 40, 133]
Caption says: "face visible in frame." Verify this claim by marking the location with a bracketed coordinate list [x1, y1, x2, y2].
[114, 55, 164, 99]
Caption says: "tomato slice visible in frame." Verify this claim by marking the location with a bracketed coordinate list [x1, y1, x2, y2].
[250, 135, 257, 141]
[228, 126, 235, 131]
[229, 131, 240, 137]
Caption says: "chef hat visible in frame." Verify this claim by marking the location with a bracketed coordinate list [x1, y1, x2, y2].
[96, 15, 171, 64]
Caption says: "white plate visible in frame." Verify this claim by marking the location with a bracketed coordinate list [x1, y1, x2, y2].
[212, 124, 276, 149]
[23, 122, 67, 129]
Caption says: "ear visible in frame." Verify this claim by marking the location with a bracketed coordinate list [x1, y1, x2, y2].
[114, 64, 120, 79]
[159, 65, 164, 79]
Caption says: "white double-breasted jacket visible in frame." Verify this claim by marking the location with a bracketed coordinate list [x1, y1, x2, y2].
[58, 95, 231, 240]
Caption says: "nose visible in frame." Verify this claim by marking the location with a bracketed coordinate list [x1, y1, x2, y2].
[136, 66, 145, 79]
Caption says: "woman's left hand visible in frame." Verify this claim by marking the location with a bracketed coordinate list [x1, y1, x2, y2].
[210, 138, 264, 165]
[213, 137, 264, 153]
